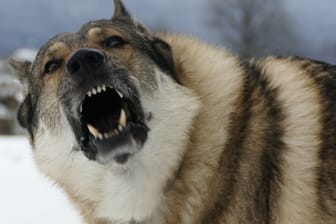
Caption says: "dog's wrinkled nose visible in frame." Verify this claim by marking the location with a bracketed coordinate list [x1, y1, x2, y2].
[66, 48, 105, 75]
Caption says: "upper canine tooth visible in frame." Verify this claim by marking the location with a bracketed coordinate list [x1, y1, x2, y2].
[87, 124, 100, 138]
[119, 109, 127, 127]
[116, 90, 123, 98]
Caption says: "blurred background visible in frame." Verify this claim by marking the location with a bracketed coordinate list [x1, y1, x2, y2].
[0, 0, 335, 223]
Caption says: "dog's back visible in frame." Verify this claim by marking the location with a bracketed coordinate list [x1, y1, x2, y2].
[160, 34, 336, 224]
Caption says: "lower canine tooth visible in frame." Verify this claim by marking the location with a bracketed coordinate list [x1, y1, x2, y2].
[119, 109, 127, 127]
[118, 124, 123, 132]
[87, 124, 100, 138]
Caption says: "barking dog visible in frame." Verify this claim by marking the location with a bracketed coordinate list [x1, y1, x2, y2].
[9, 0, 336, 223]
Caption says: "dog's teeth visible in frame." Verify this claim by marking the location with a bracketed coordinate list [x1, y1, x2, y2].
[113, 129, 119, 135]
[103, 133, 110, 139]
[118, 124, 123, 132]
[119, 109, 127, 127]
[87, 124, 99, 138]
[80, 105, 83, 113]
[98, 133, 104, 140]
[107, 131, 114, 138]
[97, 86, 102, 93]
[116, 90, 123, 98]
[102, 85, 106, 91]
[87, 91, 92, 97]
[92, 88, 97, 95]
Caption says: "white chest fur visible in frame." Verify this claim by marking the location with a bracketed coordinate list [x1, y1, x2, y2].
[33, 72, 200, 222]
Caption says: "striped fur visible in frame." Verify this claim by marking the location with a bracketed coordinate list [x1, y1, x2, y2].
[153, 34, 336, 224]
[10, 1, 335, 223]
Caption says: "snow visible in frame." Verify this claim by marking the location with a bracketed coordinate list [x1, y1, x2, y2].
[0, 136, 84, 224]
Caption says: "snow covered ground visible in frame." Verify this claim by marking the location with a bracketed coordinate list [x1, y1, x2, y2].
[0, 136, 84, 224]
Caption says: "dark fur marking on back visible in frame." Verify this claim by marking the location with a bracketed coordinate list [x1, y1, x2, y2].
[297, 58, 336, 217]
[202, 61, 285, 224]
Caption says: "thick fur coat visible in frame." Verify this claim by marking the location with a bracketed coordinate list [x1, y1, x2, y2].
[9, 1, 336, 223]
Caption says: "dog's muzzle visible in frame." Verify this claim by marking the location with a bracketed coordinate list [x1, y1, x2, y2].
[64, 48, 149, 164]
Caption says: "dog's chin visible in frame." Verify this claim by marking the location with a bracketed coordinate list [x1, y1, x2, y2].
[75, 84, 149, 165]
[86, 126, 142, 165]
[94, 133, 140, 165]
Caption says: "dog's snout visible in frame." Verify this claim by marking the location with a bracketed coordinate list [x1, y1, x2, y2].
[66, 48, 105, 75]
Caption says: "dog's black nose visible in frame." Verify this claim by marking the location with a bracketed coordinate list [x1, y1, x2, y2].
[66, 48, 105, 75]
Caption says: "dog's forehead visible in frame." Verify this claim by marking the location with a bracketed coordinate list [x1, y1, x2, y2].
[36, 19, 137, 60]
[79, 19, 141, 40]
[32, 18, 155, 74]
[35, 32, 77, 62]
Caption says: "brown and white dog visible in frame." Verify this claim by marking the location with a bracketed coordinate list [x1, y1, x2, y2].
[9, 0, 336, 223]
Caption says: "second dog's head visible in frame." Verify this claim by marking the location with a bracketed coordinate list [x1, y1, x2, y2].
[9, 0, 180, 165]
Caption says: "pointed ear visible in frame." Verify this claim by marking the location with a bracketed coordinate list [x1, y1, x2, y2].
[17, 94, 33, 129]
[152, 38, 178, 82]
[8, 58, 31, 93]
[113, 0, 132, 20]
[135, 21, 152, 37]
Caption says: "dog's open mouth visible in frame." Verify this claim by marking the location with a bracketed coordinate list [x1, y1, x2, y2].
[78, 84, 149, 164]
[81, 85, 126, 140]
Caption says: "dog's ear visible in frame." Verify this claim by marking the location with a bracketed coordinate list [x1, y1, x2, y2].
[112, 0, 153, 38]
[8, 58, 31, 94]
[17, 94, 33, 129]
[113, 0, 132, 21]
[152, 38, 178, 82]
[8, 58, 33, 130]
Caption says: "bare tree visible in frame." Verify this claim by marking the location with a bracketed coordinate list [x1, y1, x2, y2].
[209, 0, 298, 59]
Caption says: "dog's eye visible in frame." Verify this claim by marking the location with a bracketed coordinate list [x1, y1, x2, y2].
[44, 60, 61, 75]
[104, 36, 126, 48]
